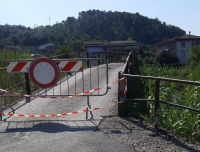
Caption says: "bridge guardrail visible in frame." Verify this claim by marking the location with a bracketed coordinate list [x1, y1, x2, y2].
[119, 50, 200, 133]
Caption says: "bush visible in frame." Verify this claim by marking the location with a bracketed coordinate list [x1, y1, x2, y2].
[189, 45, 200, 67]
[156, 50, 179, 64]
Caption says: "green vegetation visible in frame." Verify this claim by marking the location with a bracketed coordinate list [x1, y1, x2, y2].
[0, 49, 34, 108]
[127, 46, 200, 141]
[155, 50, 179, 64]
[189, 45, 200, 67]
[0, 10, 185, 50]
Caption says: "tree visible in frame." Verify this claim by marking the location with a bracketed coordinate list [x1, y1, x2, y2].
[156, 50, 179, 64]
[54, 45, 73, 56]
[0, 10, 186, 47]
[189, 45, 200, 67]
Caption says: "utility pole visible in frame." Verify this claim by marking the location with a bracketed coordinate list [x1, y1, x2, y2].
[49, 16, 50, 26]
[34, 24, 37, 28]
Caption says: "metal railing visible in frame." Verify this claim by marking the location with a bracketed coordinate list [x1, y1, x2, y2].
[118, 50, 200, 131]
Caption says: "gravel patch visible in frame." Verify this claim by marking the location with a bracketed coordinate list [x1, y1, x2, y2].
[98, 117, 200, 152]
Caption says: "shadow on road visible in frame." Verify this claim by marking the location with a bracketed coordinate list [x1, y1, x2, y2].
[0, 119, 100, 133]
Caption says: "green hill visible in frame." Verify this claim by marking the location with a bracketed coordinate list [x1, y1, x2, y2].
[0, 9, 185, 48]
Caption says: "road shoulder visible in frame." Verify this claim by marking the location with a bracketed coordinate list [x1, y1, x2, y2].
[98, 116, 200, 152]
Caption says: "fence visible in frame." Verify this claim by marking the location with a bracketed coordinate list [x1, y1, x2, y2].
[0, 53, 108, 120]
[118, 50, 200, 132]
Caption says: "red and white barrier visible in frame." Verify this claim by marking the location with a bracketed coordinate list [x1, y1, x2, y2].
[6, 60, 83, 73]
[6, 62, 32, 73]
[55, 61, 83, 72]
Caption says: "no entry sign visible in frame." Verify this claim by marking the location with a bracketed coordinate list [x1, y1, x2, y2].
[29, 58, 59, 88]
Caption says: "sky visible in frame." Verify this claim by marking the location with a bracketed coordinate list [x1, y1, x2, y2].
[1, 0, 200, 35]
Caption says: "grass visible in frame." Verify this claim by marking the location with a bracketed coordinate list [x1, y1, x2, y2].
[133, 64, 200, 141]
[0, 49, 34, 108]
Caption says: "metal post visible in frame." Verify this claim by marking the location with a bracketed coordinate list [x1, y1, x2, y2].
[128, 58, 130, 74]
[86, 96, 93, 119]
[25, 73, 31, 103]
[98, 53, 100, 65]
[4, 96, 7, 107]
[154, 79, 160, 130]
[132, 51, 135, 74]
[118, 71, 124, 117]
[87, 53, 89, 68]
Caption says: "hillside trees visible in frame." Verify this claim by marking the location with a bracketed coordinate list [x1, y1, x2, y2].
[0, 10, 185, 50]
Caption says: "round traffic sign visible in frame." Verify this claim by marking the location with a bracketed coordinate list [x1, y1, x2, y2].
[29, 58, 59, 88]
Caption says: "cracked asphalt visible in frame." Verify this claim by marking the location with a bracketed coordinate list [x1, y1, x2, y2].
[0, 63, 136, 152]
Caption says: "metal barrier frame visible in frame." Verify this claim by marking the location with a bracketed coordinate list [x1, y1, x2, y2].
[0, 58, 109, 97]
[0, 57, 109, 120]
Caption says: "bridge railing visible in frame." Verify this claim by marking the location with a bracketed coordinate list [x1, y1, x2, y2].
[118, 50, 200, 132]
[118, 50, 138, 116]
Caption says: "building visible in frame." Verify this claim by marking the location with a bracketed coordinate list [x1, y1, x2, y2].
[84, 40, 140, 56]
[83, 40, 140, 65]
[155, 33, 200, 62]
[38, 43, 59, 54]
[0, 44, 22, 52]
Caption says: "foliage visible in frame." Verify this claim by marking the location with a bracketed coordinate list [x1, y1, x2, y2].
[189, 45, 200, 67]
[0, 49, 34, 107]
[54, 45, 73, 56]
[136, 64, 200, 141]
[138, 46, 156, 65]
[156, 50, 179, 64]
[0, 10, 185, 50]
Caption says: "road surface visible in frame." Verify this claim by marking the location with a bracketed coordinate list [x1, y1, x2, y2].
[0, 63, 136, 152]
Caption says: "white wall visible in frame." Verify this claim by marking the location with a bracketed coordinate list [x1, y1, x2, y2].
[175, 50, 190, 62]
[175, 41, 194, 62]
[86, 47, 102, 66]
[176, 41, 194, 51]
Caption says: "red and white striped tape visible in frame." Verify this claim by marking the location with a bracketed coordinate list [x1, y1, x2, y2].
[124, 78, 128, 99]
[0, 101, 124, 118]
[0, 77, 125, 99]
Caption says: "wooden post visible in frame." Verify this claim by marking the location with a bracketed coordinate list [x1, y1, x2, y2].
[154, 79, 160, 130]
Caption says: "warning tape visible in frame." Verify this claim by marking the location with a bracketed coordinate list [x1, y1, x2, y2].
[124, 78, 127, 99]
[0, 101, 124, 118]
[0, 77, 125, 99]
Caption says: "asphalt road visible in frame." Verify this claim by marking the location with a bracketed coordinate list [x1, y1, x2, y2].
[0, 63, 136, 152]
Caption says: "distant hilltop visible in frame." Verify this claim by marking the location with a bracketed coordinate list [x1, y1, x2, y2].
[0, 9, 185, 48]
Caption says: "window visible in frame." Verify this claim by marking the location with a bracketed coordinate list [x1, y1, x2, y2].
[181, 42, 185, 48]
[181, 52, 185, 58]
[192, 41, 195, 46]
